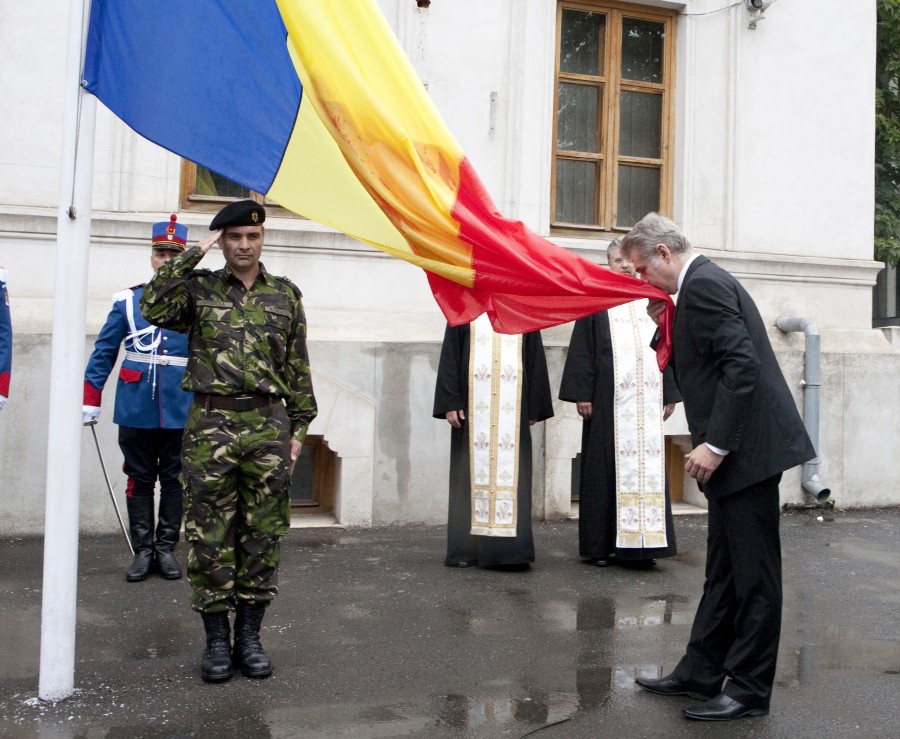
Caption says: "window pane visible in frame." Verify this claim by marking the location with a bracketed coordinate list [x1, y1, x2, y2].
[621, 17, 665, 83]
[557, 82, 600, 153]
[194, 165, 251, 199]
[616, 165, 660, 228]
[290, 443, 316, 504]
[560, 9, 606, 77]
[556, 159, 598, 225]
[619, 91, 662, 159]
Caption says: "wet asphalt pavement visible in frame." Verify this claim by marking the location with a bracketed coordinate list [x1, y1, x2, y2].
[1, 508, 899, 738]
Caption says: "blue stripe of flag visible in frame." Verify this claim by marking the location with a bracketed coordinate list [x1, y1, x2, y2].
[83, 0, 302, 194]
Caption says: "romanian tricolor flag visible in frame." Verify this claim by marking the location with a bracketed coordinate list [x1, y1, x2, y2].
[83, 0, 672, 366]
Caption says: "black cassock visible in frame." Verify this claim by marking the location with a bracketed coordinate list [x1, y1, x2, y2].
[433, 324, 554, 567]
[559, 312, 679, 563]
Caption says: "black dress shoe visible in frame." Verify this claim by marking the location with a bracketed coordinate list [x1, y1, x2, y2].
[682, 693, 768, 721]
[446, 560, 478, 568]
[588, 558, 611, 567]
[635, 674, 718, 701]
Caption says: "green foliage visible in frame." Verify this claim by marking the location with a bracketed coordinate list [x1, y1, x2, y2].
[876, 0, 900, 266]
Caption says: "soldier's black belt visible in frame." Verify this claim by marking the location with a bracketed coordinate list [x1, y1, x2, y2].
[195, 393, 277, 412]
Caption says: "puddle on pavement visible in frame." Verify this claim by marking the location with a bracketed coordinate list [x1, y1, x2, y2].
[443, 593, 697, 635]
[4, 672, 666, 738]
[826, 539, 900, 570]
[432, 691, 577, 731]
[257, 690, 579, 736]
[577, 595, 695, 631]
[802, 625, 900, 673]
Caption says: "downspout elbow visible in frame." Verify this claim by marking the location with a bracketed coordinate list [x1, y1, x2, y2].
[776, 315, 819, 337]
[802, 474, 831, 503]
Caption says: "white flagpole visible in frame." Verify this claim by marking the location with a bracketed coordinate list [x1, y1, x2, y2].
[38, 0, 96, 702]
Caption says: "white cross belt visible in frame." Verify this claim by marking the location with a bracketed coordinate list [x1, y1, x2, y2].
[124, 351, 188, 367]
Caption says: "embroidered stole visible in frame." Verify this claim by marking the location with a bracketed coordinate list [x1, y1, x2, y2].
[608, 300, 668, 549]
[468, 314, 522, 537]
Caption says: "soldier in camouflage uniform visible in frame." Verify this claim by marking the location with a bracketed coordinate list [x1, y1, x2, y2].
[141, 199, 317, 683]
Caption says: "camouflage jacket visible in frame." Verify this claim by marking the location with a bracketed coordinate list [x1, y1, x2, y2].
[141, 245, 317, 442]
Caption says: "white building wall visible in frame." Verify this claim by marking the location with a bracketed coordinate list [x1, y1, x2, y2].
[0, 0, 895, 535]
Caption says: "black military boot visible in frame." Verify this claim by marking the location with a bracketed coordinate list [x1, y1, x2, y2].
[154, 497, 183, 580]
[233, 602, 272, 678]
[200, 611, 234, 683]
[125, 497, 155, 582]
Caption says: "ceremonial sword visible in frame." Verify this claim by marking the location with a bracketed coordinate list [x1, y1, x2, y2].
[87, 421, 134, 556]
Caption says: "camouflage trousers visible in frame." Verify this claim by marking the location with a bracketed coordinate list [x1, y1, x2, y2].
[181, 400, 292, 613]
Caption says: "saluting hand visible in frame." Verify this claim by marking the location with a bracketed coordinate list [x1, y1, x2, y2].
[197, 229, 222, 255]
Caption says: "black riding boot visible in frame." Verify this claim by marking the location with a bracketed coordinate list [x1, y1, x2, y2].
[155, 497, 183, 580]
[125, 497, 155, 582]
[200, 611, 234, 683]
[233, 602, 273, 678]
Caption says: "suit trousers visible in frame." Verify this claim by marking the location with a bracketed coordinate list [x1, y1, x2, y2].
[673, 473, 782, 709]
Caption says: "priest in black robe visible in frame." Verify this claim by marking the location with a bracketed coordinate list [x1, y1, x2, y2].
[433, 319, 553, 568]
[559, 240, 680, 568]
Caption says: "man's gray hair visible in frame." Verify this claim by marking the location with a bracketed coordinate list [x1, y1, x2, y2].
[605, 237, 623, 265]
[620, 212, 692, 260]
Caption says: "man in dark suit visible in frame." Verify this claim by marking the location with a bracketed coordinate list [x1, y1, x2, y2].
[620, 213, 816, 722]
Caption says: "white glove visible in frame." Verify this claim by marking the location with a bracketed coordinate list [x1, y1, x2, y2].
[0, 395, 6, 412]
[82, 405, 101, 425]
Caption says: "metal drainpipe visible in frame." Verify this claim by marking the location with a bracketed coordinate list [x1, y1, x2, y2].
[775, 317, 832, 503]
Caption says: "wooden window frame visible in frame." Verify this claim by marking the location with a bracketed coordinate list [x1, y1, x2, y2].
[551, 0, 676, 236]
[290, 435, 336, 515]
[179, 161, 295, 216]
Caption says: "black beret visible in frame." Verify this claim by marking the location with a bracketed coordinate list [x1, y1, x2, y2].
[209, 199, 266, 230]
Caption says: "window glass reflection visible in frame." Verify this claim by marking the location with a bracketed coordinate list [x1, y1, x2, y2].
[617, 165, 660, 228]
[558, 83, 600, 153]
[621, 17, 664, 83]
[560, 9, 606, 77]
[556, 159, 598, 225]
[619, 91, 662, 159]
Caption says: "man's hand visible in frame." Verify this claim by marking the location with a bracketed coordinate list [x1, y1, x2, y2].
[446, 409, 465, 429]
[289, 439, 302, 475]
[82, 405, 101, 425]
[663, 402, 675, 421]
[684, 443, 725, 485]
[576, 401, 592, 420]
[647, 298, 667, 326]
[197, 230, 222, 255]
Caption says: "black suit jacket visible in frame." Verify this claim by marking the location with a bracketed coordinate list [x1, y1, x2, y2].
[672, 256, 815, 499]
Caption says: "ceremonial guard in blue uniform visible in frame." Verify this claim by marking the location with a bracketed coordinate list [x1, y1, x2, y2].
[83, 215, 193, 582]
[0, 267, 11, 412]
